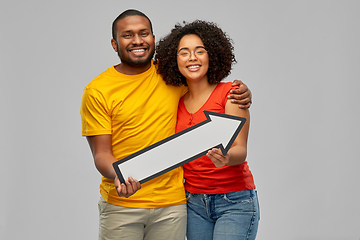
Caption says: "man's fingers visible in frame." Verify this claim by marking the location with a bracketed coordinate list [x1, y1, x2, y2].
[232, 79, 244, 86]
[115, 176, 126, 197]
[231, 97, 251, 104]
[239, 102, 251, 109]
[122, 177, 141, 198]
[122, 181, 130, 196]
[132, 177, 141, 190]
[127, 178, 136, 194]
[229, 89, 250, 98]
[114, 176, 141, 198]
[229, 96, 252, 108]
[229, 80, 252, 108]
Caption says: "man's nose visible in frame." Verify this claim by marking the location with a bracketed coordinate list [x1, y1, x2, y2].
[132, 34, 143, 45]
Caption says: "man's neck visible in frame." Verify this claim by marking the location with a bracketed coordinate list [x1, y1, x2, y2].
[114, 62, 152, 75]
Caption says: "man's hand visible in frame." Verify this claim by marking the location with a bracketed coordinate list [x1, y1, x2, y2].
[114, 175, 141, 198]
[228, 80, 252, 109]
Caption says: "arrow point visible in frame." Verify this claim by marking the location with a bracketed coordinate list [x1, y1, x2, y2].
[205, 111, 246, 155]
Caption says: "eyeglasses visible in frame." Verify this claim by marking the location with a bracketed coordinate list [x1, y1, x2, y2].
[177, 48, 208, 62]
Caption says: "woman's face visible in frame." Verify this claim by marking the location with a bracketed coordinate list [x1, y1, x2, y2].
[176, 34, 209, 83]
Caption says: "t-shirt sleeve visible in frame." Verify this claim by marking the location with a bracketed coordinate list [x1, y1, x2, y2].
[80, 87, 112, 136]
[222, 82, 239, 106]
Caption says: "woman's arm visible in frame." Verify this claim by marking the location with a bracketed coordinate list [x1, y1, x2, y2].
[206, 99, 250, 167]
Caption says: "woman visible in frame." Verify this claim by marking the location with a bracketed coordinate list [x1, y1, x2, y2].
[155, 20, 259, 240]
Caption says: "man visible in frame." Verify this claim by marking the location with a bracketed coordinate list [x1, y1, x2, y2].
[80, 9, 252, 240]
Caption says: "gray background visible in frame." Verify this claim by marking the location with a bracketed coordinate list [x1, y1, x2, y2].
[1, 0, 359, 239]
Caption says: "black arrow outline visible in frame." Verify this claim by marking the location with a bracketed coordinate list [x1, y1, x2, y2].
[113, 110, 246, 184]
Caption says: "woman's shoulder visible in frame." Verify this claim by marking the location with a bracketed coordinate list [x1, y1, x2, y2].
[217, 81, 233, 89]
[215, 81, 236, 94]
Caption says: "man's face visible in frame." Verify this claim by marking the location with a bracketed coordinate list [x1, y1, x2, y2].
[112, 15, 155, 68]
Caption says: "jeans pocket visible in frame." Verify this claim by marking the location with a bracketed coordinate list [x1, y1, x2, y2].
[223, 190, 254, 204]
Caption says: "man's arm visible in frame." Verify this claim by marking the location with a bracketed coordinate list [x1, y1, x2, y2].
[86, 135, 141, 198]
[228, 80, 252, 109]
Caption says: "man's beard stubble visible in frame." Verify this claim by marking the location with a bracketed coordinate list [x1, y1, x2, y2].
[117, 43, 155, 68]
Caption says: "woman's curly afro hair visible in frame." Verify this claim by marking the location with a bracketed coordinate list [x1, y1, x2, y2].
[154, 20, 236, 86]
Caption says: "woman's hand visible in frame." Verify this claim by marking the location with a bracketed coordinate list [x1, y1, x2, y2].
[206, 148, 230, 168]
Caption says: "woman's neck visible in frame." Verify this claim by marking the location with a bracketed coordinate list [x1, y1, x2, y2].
[184, 78, 217, 113]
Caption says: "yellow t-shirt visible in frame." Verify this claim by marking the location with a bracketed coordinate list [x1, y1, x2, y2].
[80, 61, 187, 208]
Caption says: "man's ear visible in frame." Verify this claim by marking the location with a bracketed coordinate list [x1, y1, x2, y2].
[111, 39, 117, 52]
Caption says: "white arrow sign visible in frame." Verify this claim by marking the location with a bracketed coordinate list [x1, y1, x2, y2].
[113, 111, 246, 184]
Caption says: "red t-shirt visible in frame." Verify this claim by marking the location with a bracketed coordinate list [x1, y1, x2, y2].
[176, 82, 255, 194]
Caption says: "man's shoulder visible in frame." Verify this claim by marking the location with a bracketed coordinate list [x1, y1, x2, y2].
[86, 66, 117, 88]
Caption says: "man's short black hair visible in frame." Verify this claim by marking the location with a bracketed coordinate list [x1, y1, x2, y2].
[112, 9, 153, 40]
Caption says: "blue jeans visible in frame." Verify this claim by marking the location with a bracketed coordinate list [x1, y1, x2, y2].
[186, 189, 260, 240]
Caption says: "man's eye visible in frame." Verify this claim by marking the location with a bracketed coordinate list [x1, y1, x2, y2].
[141, 32, 149, 37]
[123, 34, 132, 38]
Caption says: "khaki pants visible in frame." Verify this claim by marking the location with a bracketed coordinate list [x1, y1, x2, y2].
[98, 197, 187, 240]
